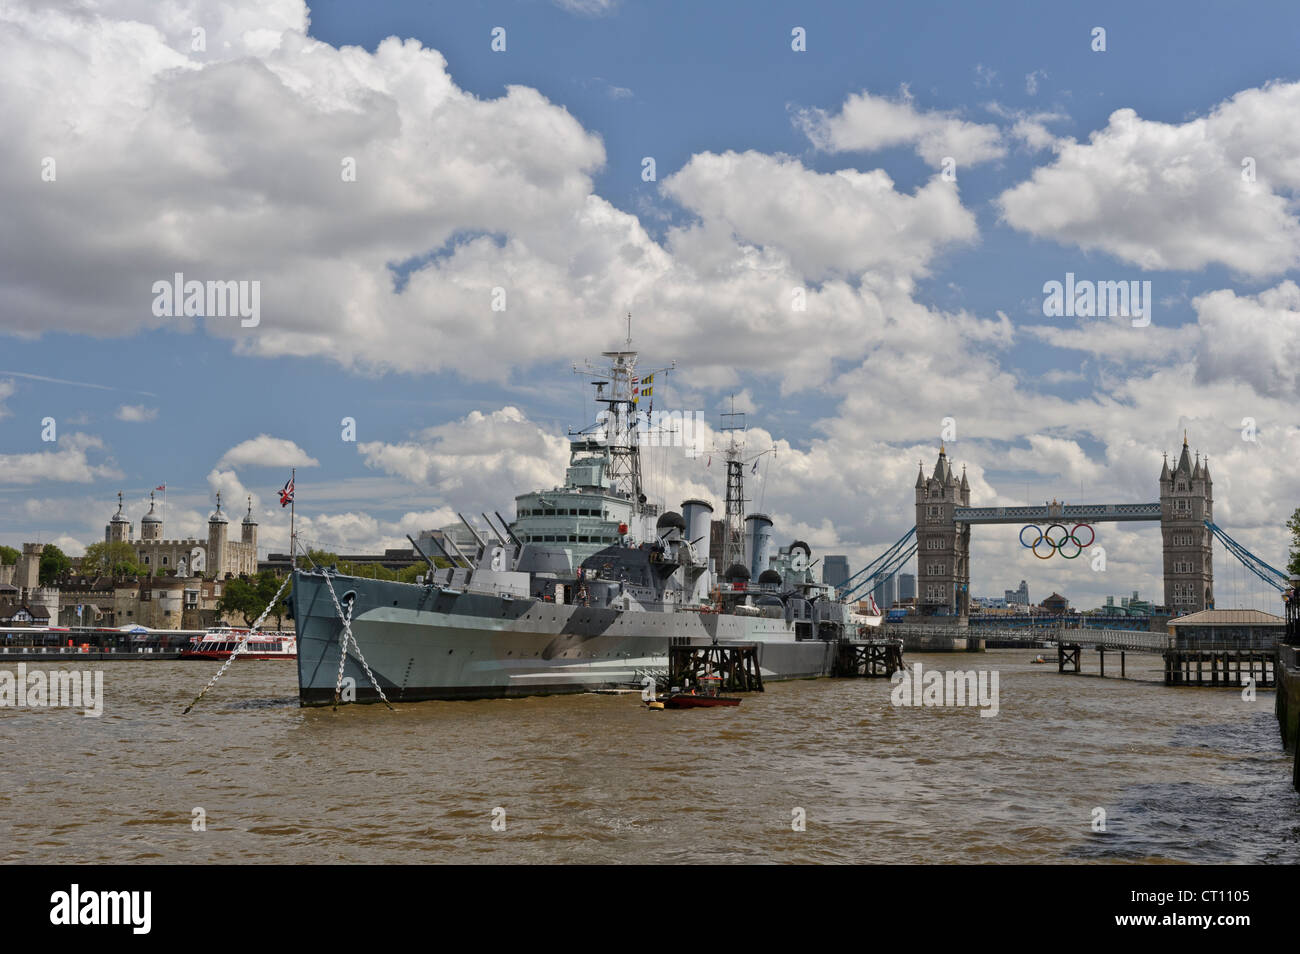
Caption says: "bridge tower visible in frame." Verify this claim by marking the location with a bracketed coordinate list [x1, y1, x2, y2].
[1160, 432, 1214, 612]
[914, 444, 971, 617]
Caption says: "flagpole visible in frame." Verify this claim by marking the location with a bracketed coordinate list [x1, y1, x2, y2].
[289, 467, 296, 572]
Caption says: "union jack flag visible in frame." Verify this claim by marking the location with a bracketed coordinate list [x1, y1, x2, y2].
[279, 476, 294, 508]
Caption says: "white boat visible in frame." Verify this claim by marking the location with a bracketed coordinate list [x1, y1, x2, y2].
[182, 627, 297, 660]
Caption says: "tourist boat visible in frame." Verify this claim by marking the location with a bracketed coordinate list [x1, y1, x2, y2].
[182, 627, 297, 660]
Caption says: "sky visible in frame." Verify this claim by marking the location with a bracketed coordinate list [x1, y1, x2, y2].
[1, 0, 1298, 611]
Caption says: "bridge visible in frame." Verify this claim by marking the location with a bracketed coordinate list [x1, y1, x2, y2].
[953, 503, 1161, 524]
[838, 432, 1289, 619]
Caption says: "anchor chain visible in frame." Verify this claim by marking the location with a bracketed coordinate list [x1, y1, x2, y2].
[182, 574, 292, 715]
[331, 593, 353, 708]
[320, 572, 394, 711]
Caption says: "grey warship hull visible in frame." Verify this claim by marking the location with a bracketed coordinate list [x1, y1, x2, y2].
[293, 571, 837, 705]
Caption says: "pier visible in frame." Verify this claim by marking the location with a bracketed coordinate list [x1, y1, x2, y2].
[833, 638, 903, 678]
[667, 643, 763, 692]
[1164, 646, 1276, 687]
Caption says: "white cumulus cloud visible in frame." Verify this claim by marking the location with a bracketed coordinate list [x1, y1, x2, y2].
[217, 434, 319, 469]
[798, 89, 1006, 168]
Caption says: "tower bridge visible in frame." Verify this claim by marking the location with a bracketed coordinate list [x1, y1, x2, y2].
[835, 430, 1287, 618]
[911, 433, 1213, 618]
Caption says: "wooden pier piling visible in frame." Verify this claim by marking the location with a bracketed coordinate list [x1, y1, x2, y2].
[1163, 647, 1277, 687]
[833, 639, 903, 678]
[667, 643, 764, 692]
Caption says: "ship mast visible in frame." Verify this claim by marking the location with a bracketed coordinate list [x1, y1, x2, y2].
[720, 396, 746, 570]
[572, 314, 673, 527]
[716, 395, 777, 570]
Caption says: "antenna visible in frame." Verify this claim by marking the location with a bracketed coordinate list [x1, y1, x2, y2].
[720, 395, 747, 570]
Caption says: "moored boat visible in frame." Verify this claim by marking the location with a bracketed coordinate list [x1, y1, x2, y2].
[291, 328, 898, 705]
[182, 627, 297, 660]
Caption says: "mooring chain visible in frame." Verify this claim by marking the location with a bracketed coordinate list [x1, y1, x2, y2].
[331, 592, 353, 708]
[182, 574, 292, 715]
[320, 572, 394, 711]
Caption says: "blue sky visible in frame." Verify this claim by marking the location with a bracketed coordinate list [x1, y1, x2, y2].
[1, 0, 1298, 609]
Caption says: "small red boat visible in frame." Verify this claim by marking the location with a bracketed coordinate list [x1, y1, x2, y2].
[661, 676, 741, 709]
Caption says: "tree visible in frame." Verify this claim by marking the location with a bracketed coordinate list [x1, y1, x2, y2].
[219, 572, 291, 628]
[39, 544, 70, 585]
[82, 541, 148, 579]
[0, 545, 18, 566]
[217, 577, 260, 626]
[255, 571, 291, 629]
[398, 563, 433, 583]
[1288, 507, 1300, 578]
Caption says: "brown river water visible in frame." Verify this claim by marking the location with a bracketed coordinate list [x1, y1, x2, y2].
[1, 650, 1297, 864]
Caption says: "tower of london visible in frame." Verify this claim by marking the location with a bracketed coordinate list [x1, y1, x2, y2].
[104, 491, 258, 578]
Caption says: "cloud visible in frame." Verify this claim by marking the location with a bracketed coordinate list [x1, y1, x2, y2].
[661, 150, 978, 282]
[553, 0, 618, 15]
[0, 378, 13, 418]
[4, 0, 1296, 611]
[358, 407, 569, 502]
[114, 404, 158, 422]
[0, 433, 121, 485]
[797, 89, 1006, 168]
[0, 1, 990, 394]
[217, 435, 319, 469]
[998, 82, 1300, 277]
[1191, 281, 1300, 399]
[206, 468, 253, 513]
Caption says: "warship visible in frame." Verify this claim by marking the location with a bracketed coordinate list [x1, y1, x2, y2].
[291, 334, 875, 704]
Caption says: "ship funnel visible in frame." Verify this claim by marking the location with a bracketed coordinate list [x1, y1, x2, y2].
[744, 513, 774, 581]
[681, 499, 714, 568]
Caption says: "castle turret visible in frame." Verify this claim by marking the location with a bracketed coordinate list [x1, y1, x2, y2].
[140, 491, 163, 541]
[241, 495, 258, 549]
[17, 542, 44, 593]
[208, 492, 229, 579]
[914, 445, 971, 617]
[1160, 431, 1213, 613]
[106, 491, 132, 543]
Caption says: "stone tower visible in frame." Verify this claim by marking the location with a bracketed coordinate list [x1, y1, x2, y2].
[241, 495, 258, 550]
[208, 492, 229, 579]
[140, 491, 163, 541]
[914, 445, 971, 617]
[1160, 432, 1214, 612]
[17, 542, 44, 592]
[105, 491, 132, 543]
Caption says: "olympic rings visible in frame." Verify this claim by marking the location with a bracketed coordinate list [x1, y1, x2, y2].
[1019, 523, 1094, 559]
